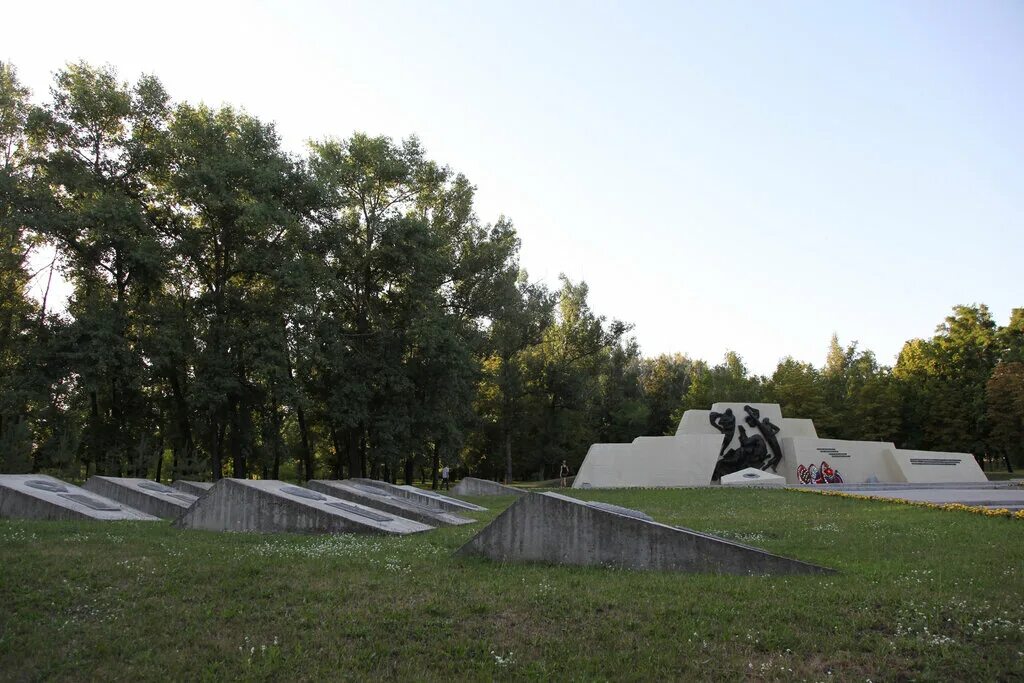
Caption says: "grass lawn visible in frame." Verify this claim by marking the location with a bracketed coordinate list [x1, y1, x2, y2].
[2, 488, 1023, 681]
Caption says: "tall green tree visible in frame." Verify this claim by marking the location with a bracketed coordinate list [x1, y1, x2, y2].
[25, 63, 171, 475]
[164, 103, 313, 479]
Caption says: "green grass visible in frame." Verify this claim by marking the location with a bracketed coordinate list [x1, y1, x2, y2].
[2, 489, 1023, 681]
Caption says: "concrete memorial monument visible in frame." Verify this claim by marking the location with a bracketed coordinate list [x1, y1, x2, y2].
[174, 478, 434, 535]
[574, 402, 986, 488]
[306, 480, 475, 526]
[0, 474, 158, 521]
[457, 492, 833, 575]
[350, 479, 487, 513]
[84, 476, 198, 519]
[450, 477, 527, 497]
[172, 480, 214, 496]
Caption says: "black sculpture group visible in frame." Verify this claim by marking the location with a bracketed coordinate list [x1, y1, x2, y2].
[710, 405, 784, 480]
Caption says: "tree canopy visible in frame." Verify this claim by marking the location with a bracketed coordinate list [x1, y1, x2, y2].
[2, 61, 1022, 480]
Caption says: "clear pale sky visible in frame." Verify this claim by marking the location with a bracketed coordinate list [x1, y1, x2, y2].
[6, 1, 1023, 375]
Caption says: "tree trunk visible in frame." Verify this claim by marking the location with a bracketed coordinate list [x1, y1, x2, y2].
[331, 426, 344, 479]
[504, 430, 513, 484]
[346, 427, 363, 479]
[168, 371, 194, 474]
[230, 402, 247, 479]
[211, 420, 226, 481]
[431, 442, 440, 490]
[297, 405, 314, 481]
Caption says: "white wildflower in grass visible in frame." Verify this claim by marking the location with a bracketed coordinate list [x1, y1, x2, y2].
[490, 650, 515, 667]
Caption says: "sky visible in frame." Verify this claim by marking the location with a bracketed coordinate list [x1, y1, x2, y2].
[5, 0, 1023, 375]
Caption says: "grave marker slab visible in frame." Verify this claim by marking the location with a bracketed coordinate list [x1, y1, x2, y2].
[451, 477, 526, 497]
[172, 480, 214, 496]
[174, 479, 434, 535]
[0, 474, 158, 521]
[350, 479, 487, 512]
[84, 476, 197, 519]
[306, 480, 474, 526]
[457, 492, 833, 575]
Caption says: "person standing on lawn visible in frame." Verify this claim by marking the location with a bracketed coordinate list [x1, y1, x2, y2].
[560, 460, 571, 488]
[441, 464, 450, 490]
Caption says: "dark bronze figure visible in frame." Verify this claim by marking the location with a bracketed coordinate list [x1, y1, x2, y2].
[709, 408, 736, 457]
[712, 425, 770, 480]
[744, 405, 783, 472]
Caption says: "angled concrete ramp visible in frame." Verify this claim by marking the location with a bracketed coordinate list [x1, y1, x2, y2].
[451, 477, 526, 497]
[307, 480, 474, 526]
[350, 479, 487, 513]
[457, 492, 833, 575]
[173, 480, 214, 496]
[174, 479, 434, 535]
[0, 474, 158, 521]
[84, 476, 198, 519]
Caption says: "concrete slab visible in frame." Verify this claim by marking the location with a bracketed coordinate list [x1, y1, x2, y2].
[721, 468, 785, 487]
[891, 449, 987, 483]
[780, 437, 903, 485]
[451, 477, 527, 497]
[306, 480, 474, 526]
[174, 479, 435, 535]
[0, 474, 158, 521]
[573, 435, 721, 489]
[172, 480, 214, 496]
[457, 492, 834, 575]
[831, 487, 1024, 508]
[349, 479, 487, 512]
[84, 476, 197, 519]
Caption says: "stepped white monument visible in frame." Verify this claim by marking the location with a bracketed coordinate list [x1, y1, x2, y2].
[574, 402, 986, 488]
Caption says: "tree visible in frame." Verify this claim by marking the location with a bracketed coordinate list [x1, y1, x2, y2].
[25, 62, 171, 476]
[986, 362, 1024, 471]
[0, 62, 38, 472]
[673, 351, 763, 426]
[474, 273, 554, 481]
[894, 305, 998, 456]
[164, 103, 313, 479]
[764, 357, 827, 425]
[638, 353, 695, 436]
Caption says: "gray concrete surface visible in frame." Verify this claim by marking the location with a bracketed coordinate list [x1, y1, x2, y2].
[172, 480, 214, 496]
[815, 485, 1024, 510]
[306, 480, 475, 526]
[451, 477, 527, 497]
[174, 479, 435, 534]
[0, 474, 158, 521]
[84, 476, 197, 519]
[457, 492, 833, 575]
[350, 479, 487, 512]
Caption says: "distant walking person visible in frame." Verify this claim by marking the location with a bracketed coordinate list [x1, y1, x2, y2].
[441, 465, 450, 490]
[560, 460, 571, 488]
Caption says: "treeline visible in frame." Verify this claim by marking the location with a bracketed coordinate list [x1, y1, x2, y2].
[1, 63, 1022, 485]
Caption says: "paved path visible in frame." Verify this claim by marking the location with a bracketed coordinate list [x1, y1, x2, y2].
[789, 481, 1024, 510]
